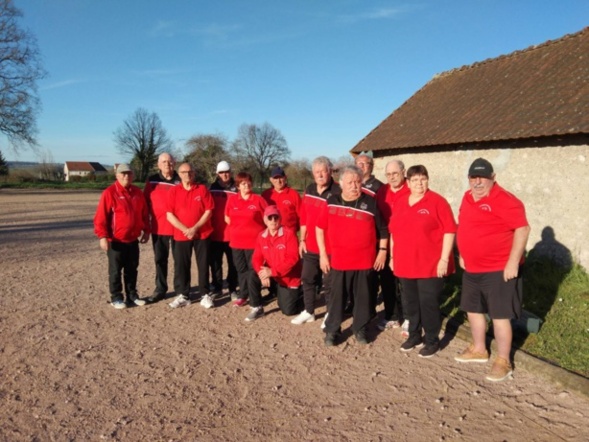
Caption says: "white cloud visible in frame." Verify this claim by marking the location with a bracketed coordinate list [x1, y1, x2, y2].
[338, 7, 403, 24]
[40, 79, 85, 91]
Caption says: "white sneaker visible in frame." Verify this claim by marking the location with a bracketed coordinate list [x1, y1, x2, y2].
[132, 298, 146, 306]
[321, 312, 328, 330]
[200, 294, 214, 309]
[169, 295, 191, 309]
[111, 300, 127, 309]
[291, 310, 315, 325]
[401, 320, 409, 338]
[245, 306, 264, 322]
[230, 291, 239, 301]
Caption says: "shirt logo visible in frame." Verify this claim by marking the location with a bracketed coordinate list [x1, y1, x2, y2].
[194, 196, 201, 201]
[248, 205, 257, 210]
[479, 204, 492, 212]
[360, 202, 368, 210]
[276, 244, 286, 250]
[417, 209, 430, 215]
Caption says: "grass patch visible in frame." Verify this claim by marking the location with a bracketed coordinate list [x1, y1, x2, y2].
[441, 257, 589, 377]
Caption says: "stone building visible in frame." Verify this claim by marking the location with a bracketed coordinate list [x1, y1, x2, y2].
[351, 27, 589, 269]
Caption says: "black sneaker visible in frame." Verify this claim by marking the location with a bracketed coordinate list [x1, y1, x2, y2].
[400, 335, 424, 352]
[418, 343, 440, 358]
[324, 332, 338, 347]
[354, 330, 369, 345]
[147, 293, 164, 303]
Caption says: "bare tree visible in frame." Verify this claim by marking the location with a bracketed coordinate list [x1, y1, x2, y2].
[232, 123, 290, 186]
[183, 133, 228, 184]
[285, 159, 313, 191]
[0, 0, 46, 150]
[35, 149, 61, 180]
[0, 149, 8, 175]
[113, 108, 173, 182]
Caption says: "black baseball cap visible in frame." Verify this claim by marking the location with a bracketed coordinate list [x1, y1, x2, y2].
[468, 158, 494, 178]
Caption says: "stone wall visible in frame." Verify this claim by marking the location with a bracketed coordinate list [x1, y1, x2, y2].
[373, 144, 589, 269]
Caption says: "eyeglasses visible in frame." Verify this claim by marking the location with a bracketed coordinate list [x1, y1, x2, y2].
[385, 172, 402, 178]
[267, 215, 280, 221]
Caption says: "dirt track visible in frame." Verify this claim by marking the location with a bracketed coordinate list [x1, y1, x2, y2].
[0, 189, 587, 441]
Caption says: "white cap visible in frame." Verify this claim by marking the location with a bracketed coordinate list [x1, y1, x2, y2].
[216, 161, 231, 173]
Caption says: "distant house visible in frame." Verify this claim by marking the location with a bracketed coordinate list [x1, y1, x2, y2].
[63, 161, 108, 181]
[351, 27, 589, 269]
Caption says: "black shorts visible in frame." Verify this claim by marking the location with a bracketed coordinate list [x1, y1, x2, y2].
[460, 269, 523, 320]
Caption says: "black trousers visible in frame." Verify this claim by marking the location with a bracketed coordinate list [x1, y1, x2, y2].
[325, 269, 373, 334]
[210, 240, 238, 292]
[276, 284, 303, 315]
[232, 248, 262, 307]
[151, 233, 174, 296]
[399, 277, 444, 346]
[301, 252, 332, 314]
[173, 238, 210, 298]
[379, 267, 404, 322]
[107, 240, 140, 302]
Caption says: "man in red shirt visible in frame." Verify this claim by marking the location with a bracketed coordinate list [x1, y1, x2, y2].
[251, 206, 303, 320]
[144, 153, 180, 303]
[262, 166, 301, 232]
[374, 159, 410, 333]
[94, 164, 150, 309]
[293, 156, 341, 326]
[455, 158, 530, 382]
[355, 154, 383, 197]
[317, 166, 388, 346]
[209, 161, 238, 299]
[166, 163, 215, 309]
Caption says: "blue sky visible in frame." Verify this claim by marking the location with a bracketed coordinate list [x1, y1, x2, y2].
[6, 0, 589, 165]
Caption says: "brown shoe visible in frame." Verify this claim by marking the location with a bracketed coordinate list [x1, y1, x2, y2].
[454, 344, 489, 363]
[486, 357, 513, 382]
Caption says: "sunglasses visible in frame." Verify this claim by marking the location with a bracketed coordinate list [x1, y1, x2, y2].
[267, 215, 280, 221]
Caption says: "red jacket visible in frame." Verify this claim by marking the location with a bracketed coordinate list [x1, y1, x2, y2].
[94, 181, 150, 243]
[252, 226, 302, 288]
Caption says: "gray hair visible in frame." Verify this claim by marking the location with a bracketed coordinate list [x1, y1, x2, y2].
[338, 165, 362, 182]
[312, 156, 333, 172]
[385, 159, 405, 171]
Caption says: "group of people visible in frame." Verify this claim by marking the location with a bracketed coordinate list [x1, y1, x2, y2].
[94, 153, 529, 382]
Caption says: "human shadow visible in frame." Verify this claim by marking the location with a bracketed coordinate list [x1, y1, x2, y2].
[521, 226, 573, 324]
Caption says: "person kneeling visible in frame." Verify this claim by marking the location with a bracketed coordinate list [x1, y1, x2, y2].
[248, 206, 303, 321]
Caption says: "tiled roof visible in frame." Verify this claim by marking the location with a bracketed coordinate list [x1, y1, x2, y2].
[351, 27, 589, 153]
[65, 161, 107, 172]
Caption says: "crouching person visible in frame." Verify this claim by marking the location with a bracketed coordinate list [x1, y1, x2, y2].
[248, 206, 303, 321]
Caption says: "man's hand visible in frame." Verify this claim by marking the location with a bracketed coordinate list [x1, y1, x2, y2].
[373, 250, 387, 271]
[503, 261, 519, 281]
[299, 240, 307, 257]
[99, 238, 110, 252]
[139, 232, 150, 244]
[319, 253, 330, 274]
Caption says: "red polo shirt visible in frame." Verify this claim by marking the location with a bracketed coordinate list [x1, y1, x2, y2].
[457, 183, 528, 273]
[389, 190, 457, 279]
[167, 183, 214, 241]
[376, 182, 410, 226]
[225, 193, 267, 249]
[261, 186, 302, 232]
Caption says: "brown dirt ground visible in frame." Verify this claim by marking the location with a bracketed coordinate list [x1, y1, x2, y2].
[0, 189, 588, 442]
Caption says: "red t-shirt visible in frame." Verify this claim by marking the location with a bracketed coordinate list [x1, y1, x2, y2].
[261, 186, 302, 232]
[376, 183, 410, 226]
[167, 183, 214, 242]
[457, 183, 528, 273]
[252, 226, 302, 288]
[209, 179, 237, 242]
[225, 193, 267, 249]
[317, 193, 388, 271]
[389, 190, 457, 279]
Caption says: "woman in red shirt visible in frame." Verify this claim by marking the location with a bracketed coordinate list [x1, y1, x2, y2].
[224, 172, 268, 310]
[389, 165, 456, 358]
